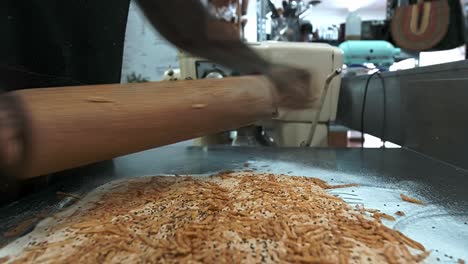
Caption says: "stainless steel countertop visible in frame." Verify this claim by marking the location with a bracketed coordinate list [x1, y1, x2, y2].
[1, 146, 468, 262]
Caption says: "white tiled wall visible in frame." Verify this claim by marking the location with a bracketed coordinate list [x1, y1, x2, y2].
[121, 0, 179, 83]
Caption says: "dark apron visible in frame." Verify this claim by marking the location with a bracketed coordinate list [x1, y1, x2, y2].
[0, 0, 130, 91]
[0, 0, 130, 203]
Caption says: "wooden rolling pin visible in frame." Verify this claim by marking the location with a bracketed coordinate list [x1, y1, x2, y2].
[9, 76, 275, 179]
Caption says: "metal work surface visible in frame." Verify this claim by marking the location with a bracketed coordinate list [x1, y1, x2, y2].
[1, 146, 468, 262]
[338, 60, 468, 171]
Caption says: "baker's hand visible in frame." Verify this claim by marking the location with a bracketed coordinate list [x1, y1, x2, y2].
[0, 93, 26, 197]
[266, 65, 312, 109]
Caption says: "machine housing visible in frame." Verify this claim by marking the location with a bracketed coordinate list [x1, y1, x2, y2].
[178, 42, 344, 147]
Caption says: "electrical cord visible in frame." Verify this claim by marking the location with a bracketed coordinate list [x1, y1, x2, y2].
[302, 68, 342, 147]
[360, 70, 387, 149]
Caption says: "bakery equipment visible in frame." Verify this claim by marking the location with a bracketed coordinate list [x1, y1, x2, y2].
[179, 41, 344, 147]
[339, 40, 401, 69]
[327, 61, 468, 262]
[339, 60, 468, 172]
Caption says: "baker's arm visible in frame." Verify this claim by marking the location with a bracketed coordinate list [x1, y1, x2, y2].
[136, 0, 270, 75]
[0, 92, 28, 197]
[136, 0, 311, 107]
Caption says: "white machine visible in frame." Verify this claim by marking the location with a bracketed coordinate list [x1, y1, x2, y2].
[178, 42, 344, 147]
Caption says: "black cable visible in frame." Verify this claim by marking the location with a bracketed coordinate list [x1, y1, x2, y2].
[380, 73, 387, 147]
[360, 71, 387, 149]
[360, 71, 377, 148]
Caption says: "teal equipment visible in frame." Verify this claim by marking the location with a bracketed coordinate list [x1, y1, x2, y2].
[339, 40, 401, 68]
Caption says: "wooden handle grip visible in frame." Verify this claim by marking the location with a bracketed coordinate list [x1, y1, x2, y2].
[13, 76, 275, 179]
